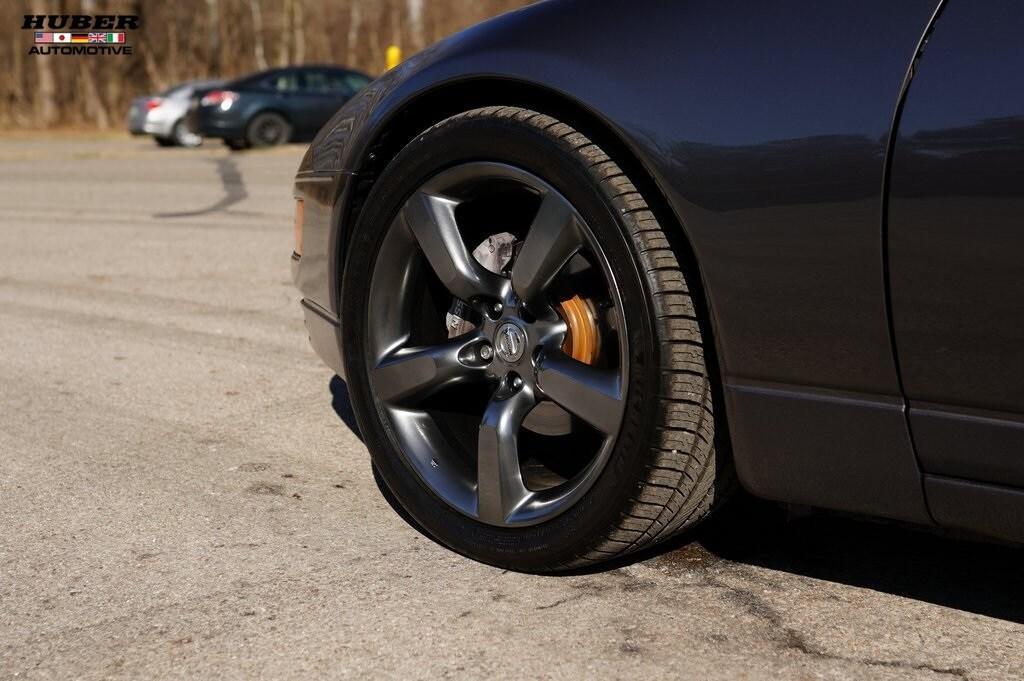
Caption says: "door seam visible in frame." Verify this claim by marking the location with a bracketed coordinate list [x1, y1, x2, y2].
[879, 0, 949, 524]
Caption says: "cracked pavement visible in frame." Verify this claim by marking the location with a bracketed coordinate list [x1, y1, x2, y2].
[2, 136, 1023, 680]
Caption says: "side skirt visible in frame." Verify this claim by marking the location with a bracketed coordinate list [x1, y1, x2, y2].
[726, 379, 932, 525]
[926, 476, 1024, 544]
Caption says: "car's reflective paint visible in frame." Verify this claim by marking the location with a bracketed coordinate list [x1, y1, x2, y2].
[294, 0, 1024, 543]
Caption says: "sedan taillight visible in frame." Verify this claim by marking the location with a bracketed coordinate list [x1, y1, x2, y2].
[145, 97, 163, 111]
[200, 90, 239, 108]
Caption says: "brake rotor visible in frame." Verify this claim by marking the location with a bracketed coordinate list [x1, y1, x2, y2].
[558, 294, 601, 365]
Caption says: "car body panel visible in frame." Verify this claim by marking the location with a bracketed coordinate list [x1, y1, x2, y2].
[295, 0, 940, 525]
[887, 0, 1024, 535]
[295, 0, 1024, 539]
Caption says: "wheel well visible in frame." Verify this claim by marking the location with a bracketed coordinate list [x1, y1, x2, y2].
[353, 80, 668, 226]
[350, 79, 698, 289]
[345, 79, 729, 461]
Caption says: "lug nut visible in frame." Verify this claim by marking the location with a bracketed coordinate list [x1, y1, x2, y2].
[479, 344, 493, 360]
[492, 302, 503, 316]
[511, 375, 524, 390]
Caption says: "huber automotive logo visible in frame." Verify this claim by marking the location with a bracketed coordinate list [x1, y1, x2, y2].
[23, 15, 138, 56]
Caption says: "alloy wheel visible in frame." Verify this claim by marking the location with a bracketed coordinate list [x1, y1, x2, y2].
[366, 162, 628, 527]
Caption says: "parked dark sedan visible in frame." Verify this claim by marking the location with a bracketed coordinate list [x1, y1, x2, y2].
[193, 65, 370, 149]
[292, 0, 1024, 572]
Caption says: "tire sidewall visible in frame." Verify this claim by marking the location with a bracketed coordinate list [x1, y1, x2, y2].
[247, 112, 290, 147]
[341, 112, 661, 571]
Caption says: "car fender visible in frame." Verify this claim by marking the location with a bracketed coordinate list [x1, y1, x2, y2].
[299, 0, 943, 523]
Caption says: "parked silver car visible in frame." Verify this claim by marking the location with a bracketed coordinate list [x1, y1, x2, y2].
[128, 80, 223, 147]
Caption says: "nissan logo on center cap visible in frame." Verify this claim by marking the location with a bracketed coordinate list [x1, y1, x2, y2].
[495, 322, 527, 363]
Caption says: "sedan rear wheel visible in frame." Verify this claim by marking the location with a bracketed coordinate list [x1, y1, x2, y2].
[171, 119, 203, 148]
[342, 107, 730, 572]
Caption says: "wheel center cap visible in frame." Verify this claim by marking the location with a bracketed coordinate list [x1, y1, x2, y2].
[494, 322, 527, 363]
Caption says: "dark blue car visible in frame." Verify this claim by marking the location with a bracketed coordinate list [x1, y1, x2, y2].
[193, 65, 371, 149]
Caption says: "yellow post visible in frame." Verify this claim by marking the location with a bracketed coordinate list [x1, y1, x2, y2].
[385, 44, 402, 71]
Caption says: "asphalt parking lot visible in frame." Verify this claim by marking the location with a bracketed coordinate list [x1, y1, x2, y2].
[2, 136, 1023, 680]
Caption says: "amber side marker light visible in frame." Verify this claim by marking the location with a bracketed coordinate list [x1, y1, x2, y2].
[294, 199, 304, 256]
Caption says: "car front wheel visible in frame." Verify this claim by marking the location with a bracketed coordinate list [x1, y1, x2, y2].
[341, 107, 729, 572]
[246, 112, 291, 147]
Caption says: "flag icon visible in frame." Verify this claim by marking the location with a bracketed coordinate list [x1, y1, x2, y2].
[34, 31, 125, 45]
[89, 32, 125, 43]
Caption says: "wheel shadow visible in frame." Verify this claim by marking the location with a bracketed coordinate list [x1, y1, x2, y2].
[326, 375, 1024, 623]
[682, 498, 1024, 624]
[329, 376, 362, 441]
[600, 499, 1024, 625]
[330, 376, 446, 547]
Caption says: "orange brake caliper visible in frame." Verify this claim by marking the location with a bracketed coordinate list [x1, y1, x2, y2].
[558, 295, 601, 365]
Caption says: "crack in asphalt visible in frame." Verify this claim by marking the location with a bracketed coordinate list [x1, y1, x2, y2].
[534, 580, 607, 611]
[534, 594, 586, 611]
[704, 568, 971, 680]
[527, 560, 973, 677]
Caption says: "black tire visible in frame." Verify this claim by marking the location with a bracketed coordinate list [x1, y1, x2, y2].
[153, 136, 175, 147]
[341, 106, 729, 572]
[171, 119, 202, 148]
[245, 112, 291, 147]
[224, 138, 249, 151]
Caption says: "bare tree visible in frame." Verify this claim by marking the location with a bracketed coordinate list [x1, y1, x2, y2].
[30, 0, 57, 126]
[78, 61, 111, 128]
[0, 0, 535, 129]
[7, 27, 27, 126]
[407, 0, 425, 50]
[277, 0, 294, 66]
[205, 0, 220, 75]
[249, 0, 269, 70]
[345, 1, 362, 67]
[293, 0, 305, 64]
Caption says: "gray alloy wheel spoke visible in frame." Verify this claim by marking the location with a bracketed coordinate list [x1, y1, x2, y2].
[476, 388, 536, 524]
[536, 350, 624, 434]
[369, 162, 629, 527]
[511, 192, 583, 309]
[372, 336, 483, 405]
[402, 190, 505, 303]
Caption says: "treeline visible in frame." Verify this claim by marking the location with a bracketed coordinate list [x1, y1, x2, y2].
[0, 0, 532, 129]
